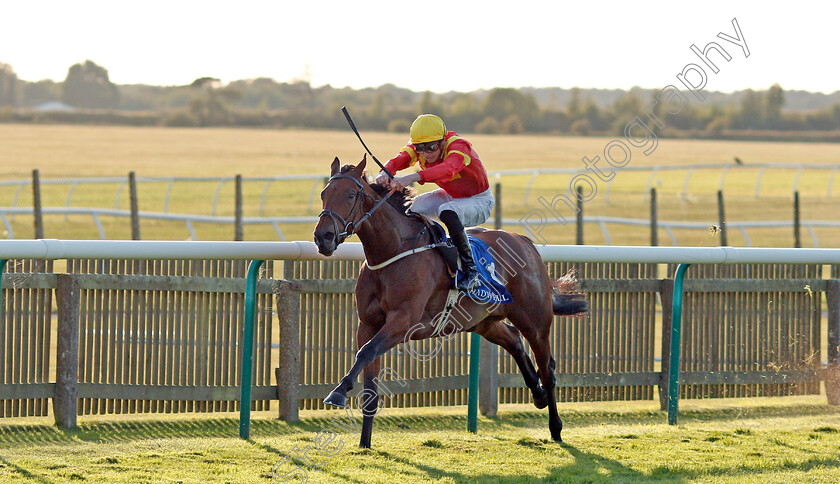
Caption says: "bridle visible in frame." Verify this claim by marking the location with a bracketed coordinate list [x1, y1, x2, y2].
[318, 173, 395, 245]
[318, 171, 448, 270]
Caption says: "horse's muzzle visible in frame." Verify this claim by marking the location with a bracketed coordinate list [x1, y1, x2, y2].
[314, 230, 337, 256]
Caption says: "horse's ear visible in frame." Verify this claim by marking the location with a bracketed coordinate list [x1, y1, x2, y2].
[353, 154, 367, 178]
[330, 157, 340, 176]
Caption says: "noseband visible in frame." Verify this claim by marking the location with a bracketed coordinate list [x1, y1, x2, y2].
[318, 173, 395, 245]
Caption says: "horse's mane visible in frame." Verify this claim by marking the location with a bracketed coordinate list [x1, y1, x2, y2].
[339, 164, 416, 216]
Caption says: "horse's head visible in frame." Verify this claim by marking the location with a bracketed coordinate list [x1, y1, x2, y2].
[313, 155, 370, 256]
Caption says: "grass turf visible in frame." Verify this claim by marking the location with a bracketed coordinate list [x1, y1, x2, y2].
[1, 395, 839, 483]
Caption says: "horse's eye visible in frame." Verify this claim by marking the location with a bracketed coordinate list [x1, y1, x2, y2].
[348, 191, 356, 199]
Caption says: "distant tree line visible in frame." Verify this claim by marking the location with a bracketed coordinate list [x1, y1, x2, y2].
[2, 60, 840, 140]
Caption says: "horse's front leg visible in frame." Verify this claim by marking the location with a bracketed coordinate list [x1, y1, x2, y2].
[358, 355, 381, 448]
[324, 310, 410, 408]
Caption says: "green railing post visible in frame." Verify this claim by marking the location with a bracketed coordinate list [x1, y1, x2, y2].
[240, 259, 265, 440]
[0, 260, 5, 320]
[467, 332, 481, 433]
[668, 263, 691, 425]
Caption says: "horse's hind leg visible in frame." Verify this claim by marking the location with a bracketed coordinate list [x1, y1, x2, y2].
[527, 332, 563, 442]
[474, 320, 549, 409]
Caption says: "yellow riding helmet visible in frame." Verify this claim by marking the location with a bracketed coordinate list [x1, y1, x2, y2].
[410, 114, 447, 144]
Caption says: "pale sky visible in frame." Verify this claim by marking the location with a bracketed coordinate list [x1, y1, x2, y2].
[2, 1, 836, 94]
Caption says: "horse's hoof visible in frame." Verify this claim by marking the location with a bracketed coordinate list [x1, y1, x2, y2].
[533, 387, 548, 409]
[550, 418, 563, 442]
[324, 391, 347, 407]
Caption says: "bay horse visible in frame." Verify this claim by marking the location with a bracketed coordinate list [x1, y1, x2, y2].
[313, 156, 588, 448]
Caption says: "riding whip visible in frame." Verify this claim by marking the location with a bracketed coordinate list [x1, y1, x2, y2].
[341, 106, 394, 179]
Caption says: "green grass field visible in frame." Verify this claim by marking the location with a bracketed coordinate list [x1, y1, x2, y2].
[1, 124, 839, 245]
[1, 396, 839, 483]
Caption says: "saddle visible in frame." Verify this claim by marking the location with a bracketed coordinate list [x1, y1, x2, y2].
[409, 214, 459, 275]
[408, 213, 513, 308]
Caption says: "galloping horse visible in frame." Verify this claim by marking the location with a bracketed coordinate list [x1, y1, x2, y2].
[313, 156, 588, 448]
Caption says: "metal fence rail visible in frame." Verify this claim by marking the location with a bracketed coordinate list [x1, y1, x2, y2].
[1, 242, 839, 436]
[4, 206, 837, 247]
[4, 164, 839, 244]
[0, 174, 329, 216]
[0, 207, 311, 240]
[494, 163, 840, 203]
[2, 162, 838, 213]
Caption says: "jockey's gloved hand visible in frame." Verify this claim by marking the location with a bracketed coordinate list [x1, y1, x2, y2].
[375, 171, 391, 187]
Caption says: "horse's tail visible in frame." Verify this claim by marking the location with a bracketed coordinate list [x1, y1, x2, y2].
[551, 269, 588, 316]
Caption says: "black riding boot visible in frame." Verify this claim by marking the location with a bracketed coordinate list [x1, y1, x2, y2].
[440, 210, 480, 291]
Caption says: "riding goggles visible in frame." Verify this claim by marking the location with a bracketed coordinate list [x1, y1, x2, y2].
[414, 141, 441, 153]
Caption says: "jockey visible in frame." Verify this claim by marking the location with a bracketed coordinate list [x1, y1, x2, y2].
[376, 114, 494, 291]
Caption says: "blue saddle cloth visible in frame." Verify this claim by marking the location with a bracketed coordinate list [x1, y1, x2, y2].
[457, 237, 513, 304]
